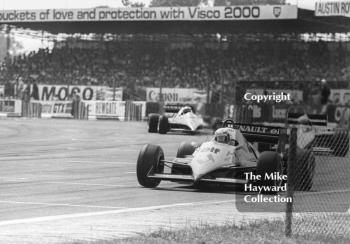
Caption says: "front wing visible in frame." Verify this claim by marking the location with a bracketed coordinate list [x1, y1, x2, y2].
[168, 117, 204, 132]
[150, 159, 253, 185]
[148, 173, 248, 184]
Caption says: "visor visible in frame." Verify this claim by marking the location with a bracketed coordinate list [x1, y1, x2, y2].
[216, 134, 229, 143]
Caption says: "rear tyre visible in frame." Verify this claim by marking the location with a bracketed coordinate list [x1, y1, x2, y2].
[136, 144, 164, 188]
[256, 151, 282, 194]
[331, 131, 349, 157]
[148, 114, 159, 133]
[171, 142, 197, 175]
[294, 148, 315, 191]
[158, 116, 169, 134]
[176, 142, 197, 158]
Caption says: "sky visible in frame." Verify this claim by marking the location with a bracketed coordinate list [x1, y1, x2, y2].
[0, 0, 339, 11]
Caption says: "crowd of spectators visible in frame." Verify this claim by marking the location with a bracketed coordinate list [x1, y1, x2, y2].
[0, 39, 349, 103]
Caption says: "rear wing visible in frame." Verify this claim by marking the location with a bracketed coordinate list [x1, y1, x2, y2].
[163, 103, 196, 114]
[287, 113, 327, 126]
[218, 120, 287, 153]
[232, 123, 286, 145]
[164, 104, 181, 114]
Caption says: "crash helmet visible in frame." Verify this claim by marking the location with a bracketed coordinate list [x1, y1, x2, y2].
[182, 106, 192, 114]
[297, 114, 311, 125]
[214, 128, 232, 144]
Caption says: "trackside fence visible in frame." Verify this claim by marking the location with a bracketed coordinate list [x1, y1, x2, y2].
[227, 104, 350, 239]
[284, 125, 350, 239]
[285, 127, 296, 237]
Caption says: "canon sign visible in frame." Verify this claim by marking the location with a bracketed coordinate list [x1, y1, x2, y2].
[148, 90, 179, 103]
[146, 87, 207, 103]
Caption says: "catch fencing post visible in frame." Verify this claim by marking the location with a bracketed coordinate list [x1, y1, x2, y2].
[285, 127, 297, 237]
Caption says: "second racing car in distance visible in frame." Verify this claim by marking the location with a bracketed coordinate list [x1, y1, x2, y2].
[137, 119, 315, 192]
[148, 104, 205, 134]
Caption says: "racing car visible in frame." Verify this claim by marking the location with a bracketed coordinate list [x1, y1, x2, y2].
[148, 104, 205, 134]
[137, 119, 315, 192]
[287, 113, 349, 157]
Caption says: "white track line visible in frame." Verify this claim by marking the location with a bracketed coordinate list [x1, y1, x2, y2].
[68, 160, 135, 165]
[297, 188, 350, 196]
[0, 200, 235, 227]
[0, 177, 28, 181]
[0, 200, 125, 210]
[45, 181, 129, 187]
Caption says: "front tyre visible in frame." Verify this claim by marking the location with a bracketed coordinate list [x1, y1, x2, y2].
[136, 144, 164, 188]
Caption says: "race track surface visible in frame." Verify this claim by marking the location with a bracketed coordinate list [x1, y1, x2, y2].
[0, 119, 348, 243]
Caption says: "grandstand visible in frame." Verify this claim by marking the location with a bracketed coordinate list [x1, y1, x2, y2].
[0, 1, 349, 116]
[1, 38, 350, 102]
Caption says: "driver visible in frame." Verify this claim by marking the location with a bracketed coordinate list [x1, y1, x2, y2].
[214, 128, 238, 146]
[182, 106, 192, 114]
[297, 114, 311, 125]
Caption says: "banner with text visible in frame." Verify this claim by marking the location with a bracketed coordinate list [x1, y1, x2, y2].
[330, 89, 350, 105]
[146, 87, 208, 103]
[35, 101, 73, 118]
[0, 99, 22, 116]
[36, 85, 123, 101]
[315, 1, 350, 17]
[0, 6, 297, 23]
[244, 103, 349, 125]
[85, 101, 126, 121]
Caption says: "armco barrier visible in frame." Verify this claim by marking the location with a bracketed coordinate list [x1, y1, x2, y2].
[39, 101, 73, 119]
[0, 99, 142, 121]
[22, 100, 87, 119]
[85, 101, 145, 121]
[86, 101, 126, 121]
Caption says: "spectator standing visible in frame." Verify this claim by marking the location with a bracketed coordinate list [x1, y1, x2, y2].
[22, 82, 31, 103]
[320, 79, 331, 105]
[16, 77, 24, 100]
[4, 80, 14, 99]
[71, 91, 81, 118]
[31, 82, 39, 100]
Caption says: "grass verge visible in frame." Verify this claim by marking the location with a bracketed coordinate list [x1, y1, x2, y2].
[72, 214, 350, 244]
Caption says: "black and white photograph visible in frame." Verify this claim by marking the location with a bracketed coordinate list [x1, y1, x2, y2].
[0, 0, 349, 243]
